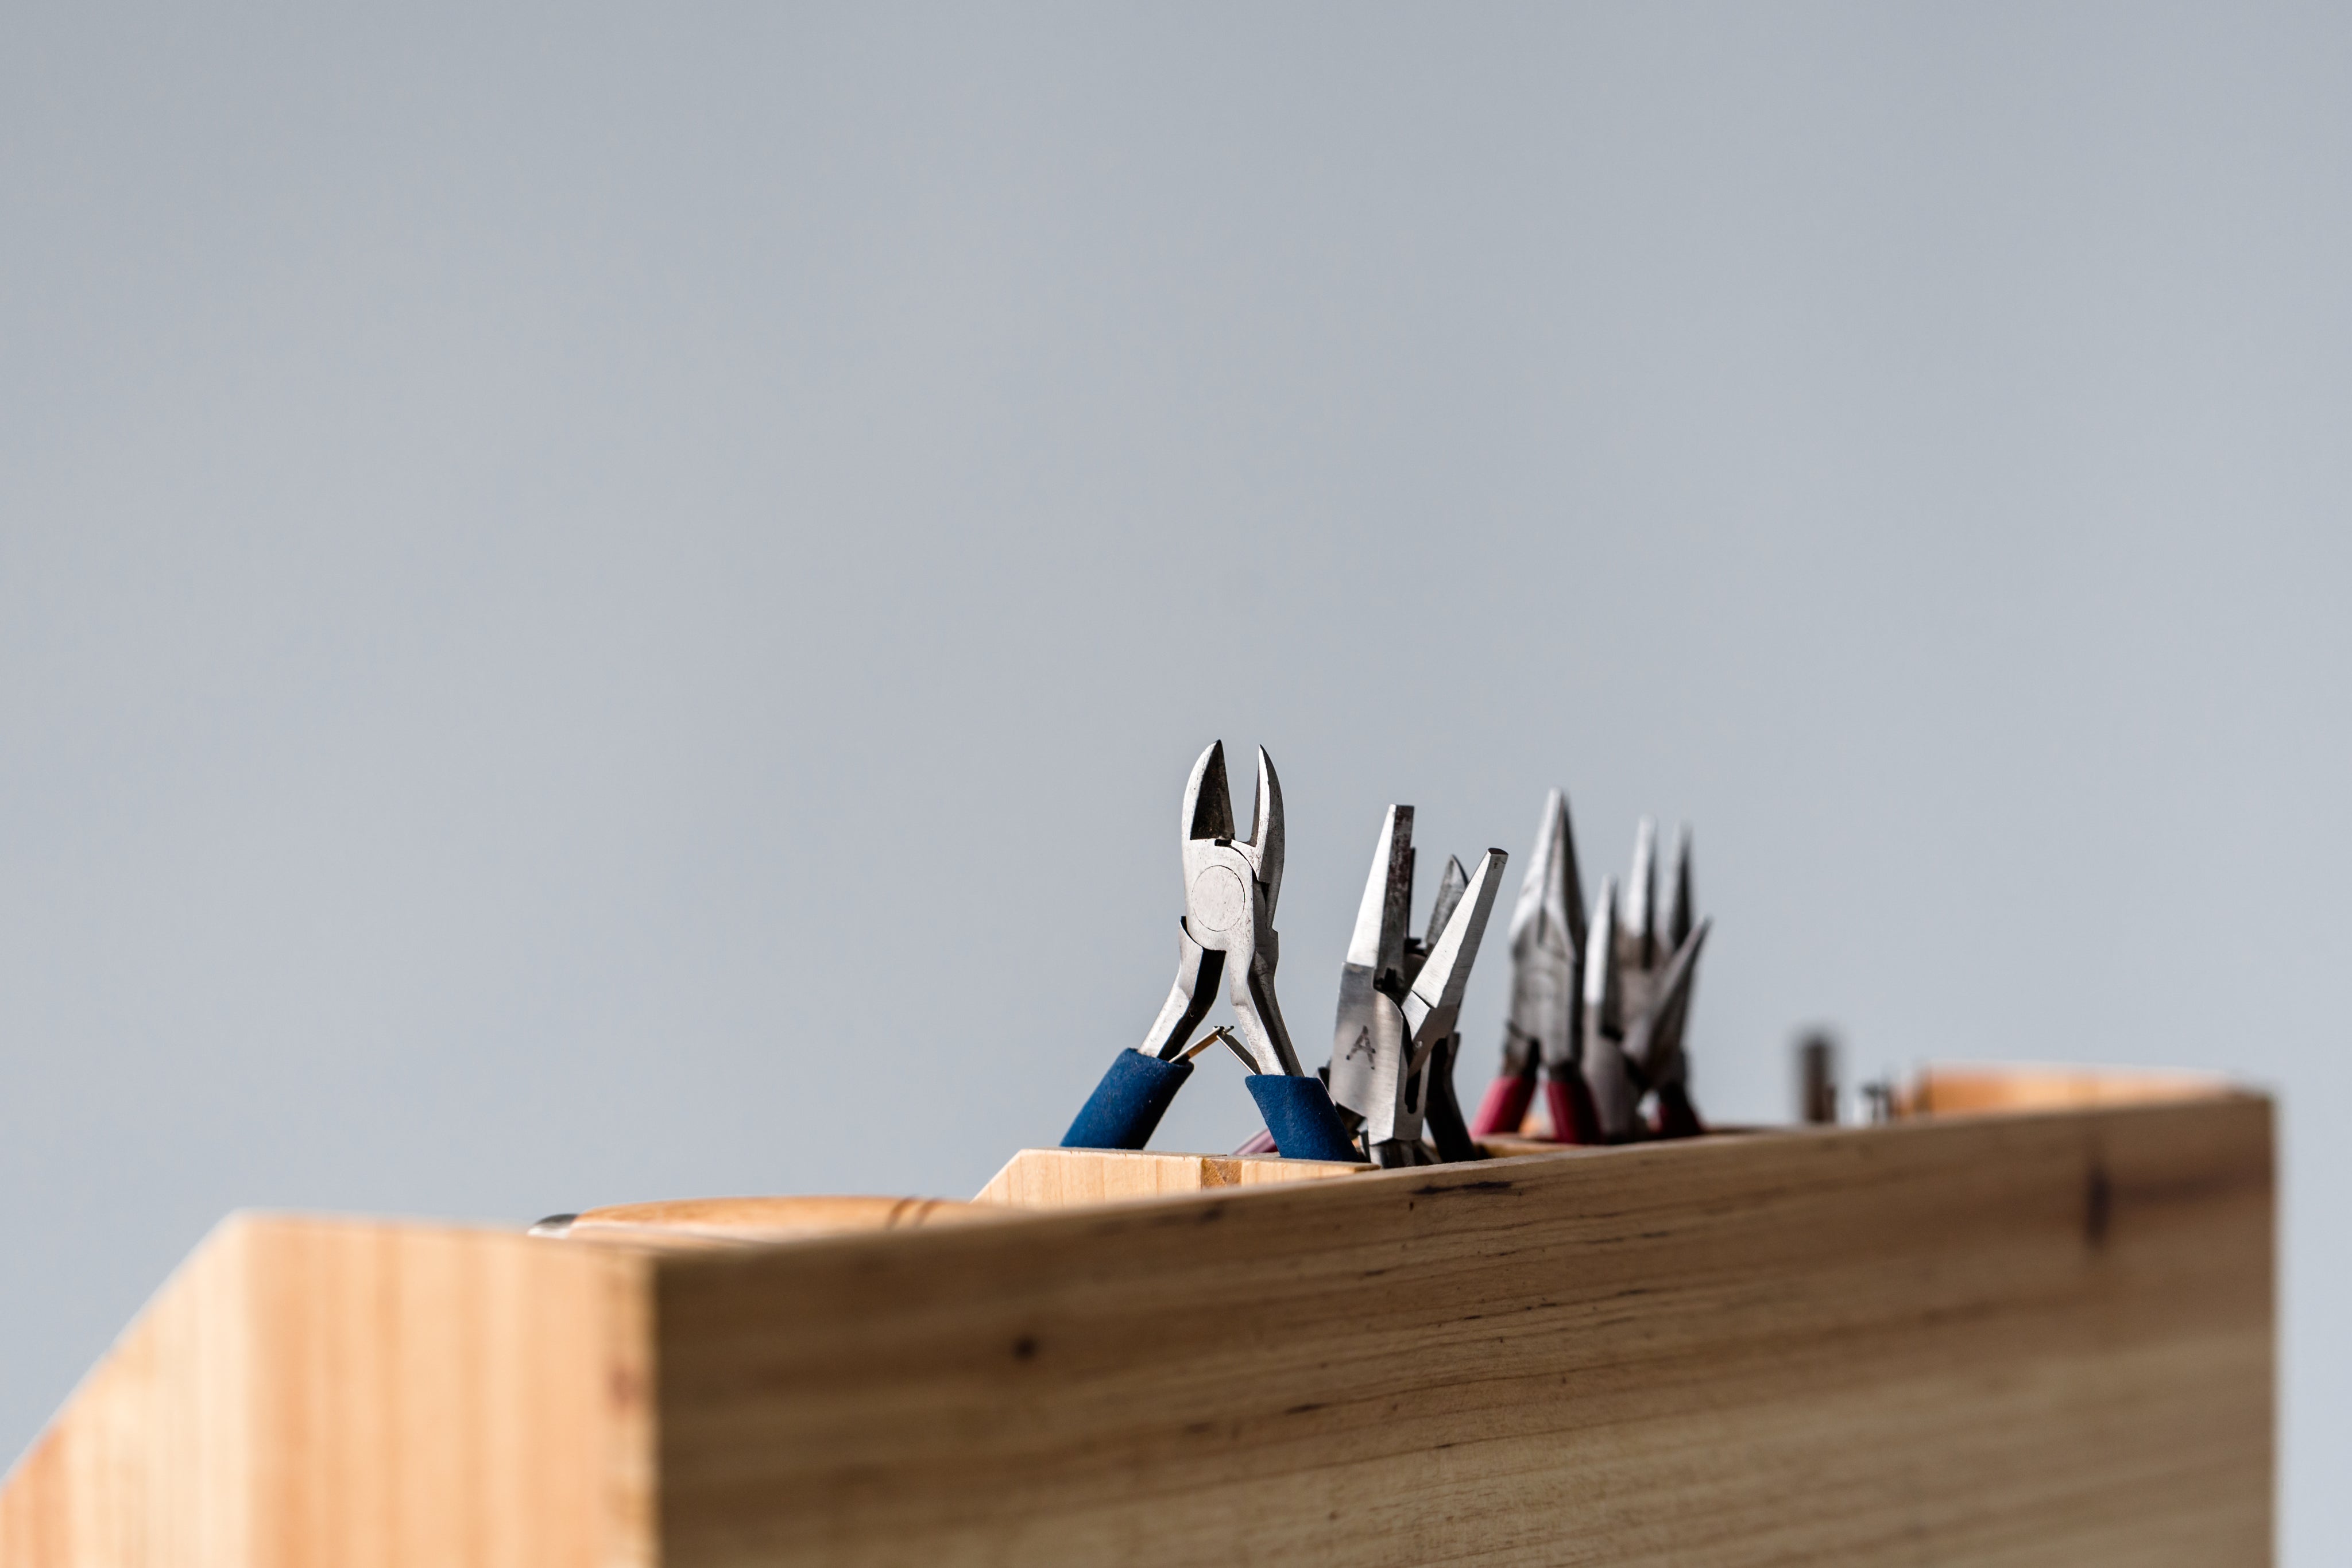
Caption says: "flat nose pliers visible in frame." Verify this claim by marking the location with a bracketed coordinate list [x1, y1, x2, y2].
[1322, 805, 1507, 1166]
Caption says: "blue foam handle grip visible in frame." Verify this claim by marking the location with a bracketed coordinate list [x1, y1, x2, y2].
[1062, 1051, 1194, 1150]
[1244, 1075, 1363, 1163]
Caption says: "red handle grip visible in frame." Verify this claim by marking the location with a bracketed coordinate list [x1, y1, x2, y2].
[1469, 1074, 1538, 1139]
[1544, 1074, 1603, 1146]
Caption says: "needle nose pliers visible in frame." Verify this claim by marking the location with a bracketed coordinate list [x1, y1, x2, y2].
[1474, 796, 1715, 1143]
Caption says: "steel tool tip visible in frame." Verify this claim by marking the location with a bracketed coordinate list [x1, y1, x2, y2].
[1347, 805, 1413, 973]
[1425, 854, 1471, 953]
[1411, 848, 1508, 1014]
[1183, 741, 1235, 843]
[1584, 876, 1621, 1024]
[1510, 788, 1585, 954]
[1248, 746, 1285, 902]
[1627, 818, 1658, 962]
[1637, 917, 1712, 1083]
[1655, 916, 1710, 1017]
[1665, 823, 1695, 948]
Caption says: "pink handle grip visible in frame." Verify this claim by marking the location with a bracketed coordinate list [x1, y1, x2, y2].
[1469, 1074, 1537, 1139]
[1544, 1075, 1603, 1146]
[1653, 1082, 1706, 1140]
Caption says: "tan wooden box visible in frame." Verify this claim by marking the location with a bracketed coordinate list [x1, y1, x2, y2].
[0, 1064, 2273, 1566]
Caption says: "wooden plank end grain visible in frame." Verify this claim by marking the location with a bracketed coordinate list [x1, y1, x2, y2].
[0, 1214, 658, 1568]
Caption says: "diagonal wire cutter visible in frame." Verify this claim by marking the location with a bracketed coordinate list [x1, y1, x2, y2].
[1061, 741, 1359, 1161]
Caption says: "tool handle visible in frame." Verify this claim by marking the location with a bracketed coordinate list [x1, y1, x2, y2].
[1424, 1039, 1484, 1163]
[1469, 1073, 1538, 1138]
[1544, 1073, 1604, 1146]
[1652, 1082, 1707, 1140]
[1062, 1051, 1194, 1150]
[1244, 1075, 1363, 1163]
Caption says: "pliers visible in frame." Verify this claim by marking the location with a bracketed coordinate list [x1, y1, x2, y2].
[1474, 802, 1715, 1143]
[1625, 909, 1711, 1138]
[1061, 742, 1359, 1161]
[1582, 820, 1713, 1140]
[1469, 789, 1596, 1142]
[1322, 807, 1507, 1167]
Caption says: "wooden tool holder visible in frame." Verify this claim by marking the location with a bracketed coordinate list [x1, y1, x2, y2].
[0, 1064, 2272, 1566]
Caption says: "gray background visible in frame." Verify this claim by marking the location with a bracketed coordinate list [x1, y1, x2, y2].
[2, 2, 2342, 1555]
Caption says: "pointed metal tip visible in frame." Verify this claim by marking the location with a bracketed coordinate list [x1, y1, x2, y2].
[1248, 746, 1285, 903]
[1248, 748, 1281, 843]
[1556, 790, 1588, 950]
[1182, 740, 1235, 843]
[1510, 799, 1556, 932]
[1511, 788, 1585, 951]
[1424, 853, 1471, 952]
[1635, 915, 1713, 1084]
[1665, 823, 1696, 947]
[1347, 805, 1411, 971]
[1409, 847, 1508, 1016]
[1584, 877, 1620, 1015]
[1683, 913, 1712, 961]
[1627, 818, 1658, 951]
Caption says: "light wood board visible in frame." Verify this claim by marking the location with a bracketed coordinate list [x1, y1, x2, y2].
[0, 1078, 2273, 1567]
[662, 1093, 2270, 1566]
[973, 1145, 1371, 1206]
[0, 1217, 656, 1568]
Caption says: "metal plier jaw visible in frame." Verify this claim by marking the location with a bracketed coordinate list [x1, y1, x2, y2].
[1581, 821, 1710, 1142]
[1581, 877, 1641, 1139]
[1614, 818, 1676, 1027]
[1136, 741, 1301, 1078]
[1596, 820, 1705, 1139]
[1325, 804, 1507, 1166]
[1325, 807, 1418, 1156]
[1625, 916, 1711, 1139]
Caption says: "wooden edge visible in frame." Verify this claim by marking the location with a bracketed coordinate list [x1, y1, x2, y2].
[1908, 1062, 2247, 1116]
[0, 1082, 2277, 1566]
[972, 1061, 2260, 1211]
[973, 1147, 1371, 1208]
[0, 1209, 253, 1504]
[559, 1195, 1005, 1249]
[0, 1211, 660, 1568]
[652, 1091, 2275, 1567]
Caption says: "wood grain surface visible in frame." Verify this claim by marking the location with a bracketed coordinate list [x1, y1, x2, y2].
[0, 1216, 656, 1568]
[1908, 1063, 2237, 1114]
[659, 1096, 2272, 1567]
[0, 1077, 2273, 1567]
[973, 1145, 1371, 1206]
[563, 1195, 1004, 1249]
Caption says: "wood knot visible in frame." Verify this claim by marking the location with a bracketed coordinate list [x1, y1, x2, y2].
[2084, 1162, 2112, 1250]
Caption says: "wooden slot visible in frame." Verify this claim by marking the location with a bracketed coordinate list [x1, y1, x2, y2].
[973, 1145, 1371, 1207]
